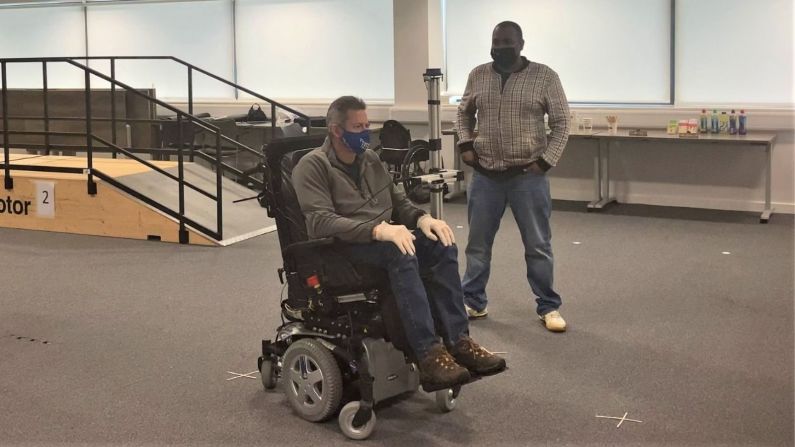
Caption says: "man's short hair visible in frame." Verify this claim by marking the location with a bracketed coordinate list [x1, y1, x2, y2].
[326, 96, 367, 130]
[495, 21, 523, 40]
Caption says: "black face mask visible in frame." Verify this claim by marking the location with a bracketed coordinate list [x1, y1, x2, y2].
[491, 47, 519, 68]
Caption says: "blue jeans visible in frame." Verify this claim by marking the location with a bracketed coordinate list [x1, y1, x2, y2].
[345, 232, 469, 358]
[462, 170, 562, 316]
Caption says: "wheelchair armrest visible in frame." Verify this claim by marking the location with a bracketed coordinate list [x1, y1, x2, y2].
[284, 238, 388, 294]
[283, 237, 336, 259]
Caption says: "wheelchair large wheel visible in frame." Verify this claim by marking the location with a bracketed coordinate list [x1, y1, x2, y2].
[401, 143, 431, 204]
[281, 338, 343, 422]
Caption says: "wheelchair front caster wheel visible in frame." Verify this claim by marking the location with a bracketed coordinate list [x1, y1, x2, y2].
[259, 357, 277, 390]
[435, 388, 457, 412]
[338, 401, 376, 440]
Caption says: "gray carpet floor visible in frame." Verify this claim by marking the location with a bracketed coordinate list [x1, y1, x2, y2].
[0, 201, 792, 447]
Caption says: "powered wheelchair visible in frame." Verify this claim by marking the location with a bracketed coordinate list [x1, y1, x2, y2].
[256, 134, 469, 440]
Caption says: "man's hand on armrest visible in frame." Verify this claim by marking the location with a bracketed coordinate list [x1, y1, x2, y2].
[372, 221, 416, 255]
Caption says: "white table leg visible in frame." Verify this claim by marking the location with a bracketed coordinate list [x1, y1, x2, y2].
[760, 142, 774, 223]
[592, 138, 616, 209]
[587, 138, 603, 210]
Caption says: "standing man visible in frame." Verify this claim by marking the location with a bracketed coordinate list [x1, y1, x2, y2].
[456, 21, 570, 332]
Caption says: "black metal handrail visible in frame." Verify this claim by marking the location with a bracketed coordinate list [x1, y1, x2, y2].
[0, 115, 168, 124]
[90, 133, 217, 201]
[66, 55, 313, 143]
[1, 57, 228, 242]
[0, 55, 314, 242]
[0, 55, 312, 182]
[0, 114, 264, 187]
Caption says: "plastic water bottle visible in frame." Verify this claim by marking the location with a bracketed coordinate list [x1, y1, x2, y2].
[729, 110, 737, 135]
[710, 109, 719, 133]
[738, 110, 748, 135]
[699, 109, 709, 133]
[719, 112, 729, 133]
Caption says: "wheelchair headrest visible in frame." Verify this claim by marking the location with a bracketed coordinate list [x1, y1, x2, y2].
[264, 134, 327, 176]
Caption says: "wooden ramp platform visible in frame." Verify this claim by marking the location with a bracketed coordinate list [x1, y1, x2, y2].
[0, 153, 275, 246]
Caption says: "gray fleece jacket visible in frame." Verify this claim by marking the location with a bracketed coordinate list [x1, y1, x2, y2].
[291, 137, 426, 244]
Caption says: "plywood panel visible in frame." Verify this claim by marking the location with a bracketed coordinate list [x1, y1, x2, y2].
[0, 173, 215, 246]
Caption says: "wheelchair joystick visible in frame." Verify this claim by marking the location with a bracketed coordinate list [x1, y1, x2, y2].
[305, 274, 328, 313]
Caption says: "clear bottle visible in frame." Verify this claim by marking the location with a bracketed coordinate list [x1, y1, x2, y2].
[738, 110, 748, 135]
[699, 109, 709, 133]
[711, 109, 719, 133]
[729, 109, 738, 135]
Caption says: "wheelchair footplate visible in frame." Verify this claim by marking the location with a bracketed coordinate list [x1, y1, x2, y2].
[420, 366, 508, 394]
[420, 373, 482, 394]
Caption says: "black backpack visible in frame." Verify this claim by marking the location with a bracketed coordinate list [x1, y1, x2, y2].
[379, 119, 411, 149]
[246, 103, 269, 122]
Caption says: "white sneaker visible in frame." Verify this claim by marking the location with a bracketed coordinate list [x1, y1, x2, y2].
[465, 305, 488, 320]
[539, 310, 567, 332]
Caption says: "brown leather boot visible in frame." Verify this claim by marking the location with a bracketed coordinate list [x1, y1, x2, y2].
[450, 336, 507, 376]
[417, 344, 471, 392]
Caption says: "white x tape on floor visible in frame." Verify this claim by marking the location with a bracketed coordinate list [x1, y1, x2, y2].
[595, 412, 643, 428]
[226, 370, 259, 381]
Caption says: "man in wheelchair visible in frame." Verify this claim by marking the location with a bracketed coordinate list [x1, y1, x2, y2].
[291, 96, 507, 392]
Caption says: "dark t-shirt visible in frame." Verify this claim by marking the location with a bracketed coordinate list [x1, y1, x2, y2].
[339, 155, 361, 185]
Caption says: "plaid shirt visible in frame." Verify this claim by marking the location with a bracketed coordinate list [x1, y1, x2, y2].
[456, 59, 570, 171]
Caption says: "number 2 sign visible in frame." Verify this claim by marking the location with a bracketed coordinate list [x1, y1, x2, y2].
[34, 181, 55, 218]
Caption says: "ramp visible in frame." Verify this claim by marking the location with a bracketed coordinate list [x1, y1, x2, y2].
[0, 154, 275, 246]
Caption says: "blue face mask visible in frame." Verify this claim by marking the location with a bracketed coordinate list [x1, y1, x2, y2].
[342, 129, 370, 155]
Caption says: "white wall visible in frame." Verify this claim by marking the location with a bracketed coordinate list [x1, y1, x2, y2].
[86, 1, 236, 99]
[235, 0, 394, 102]
[0, 7, 86, 88]
[444, 0, 672, 103]
[676, 0, 795, 106]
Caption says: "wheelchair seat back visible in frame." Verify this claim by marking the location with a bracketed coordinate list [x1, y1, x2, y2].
[262, 134, 388, 293]
[263, 134, 326, 251]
